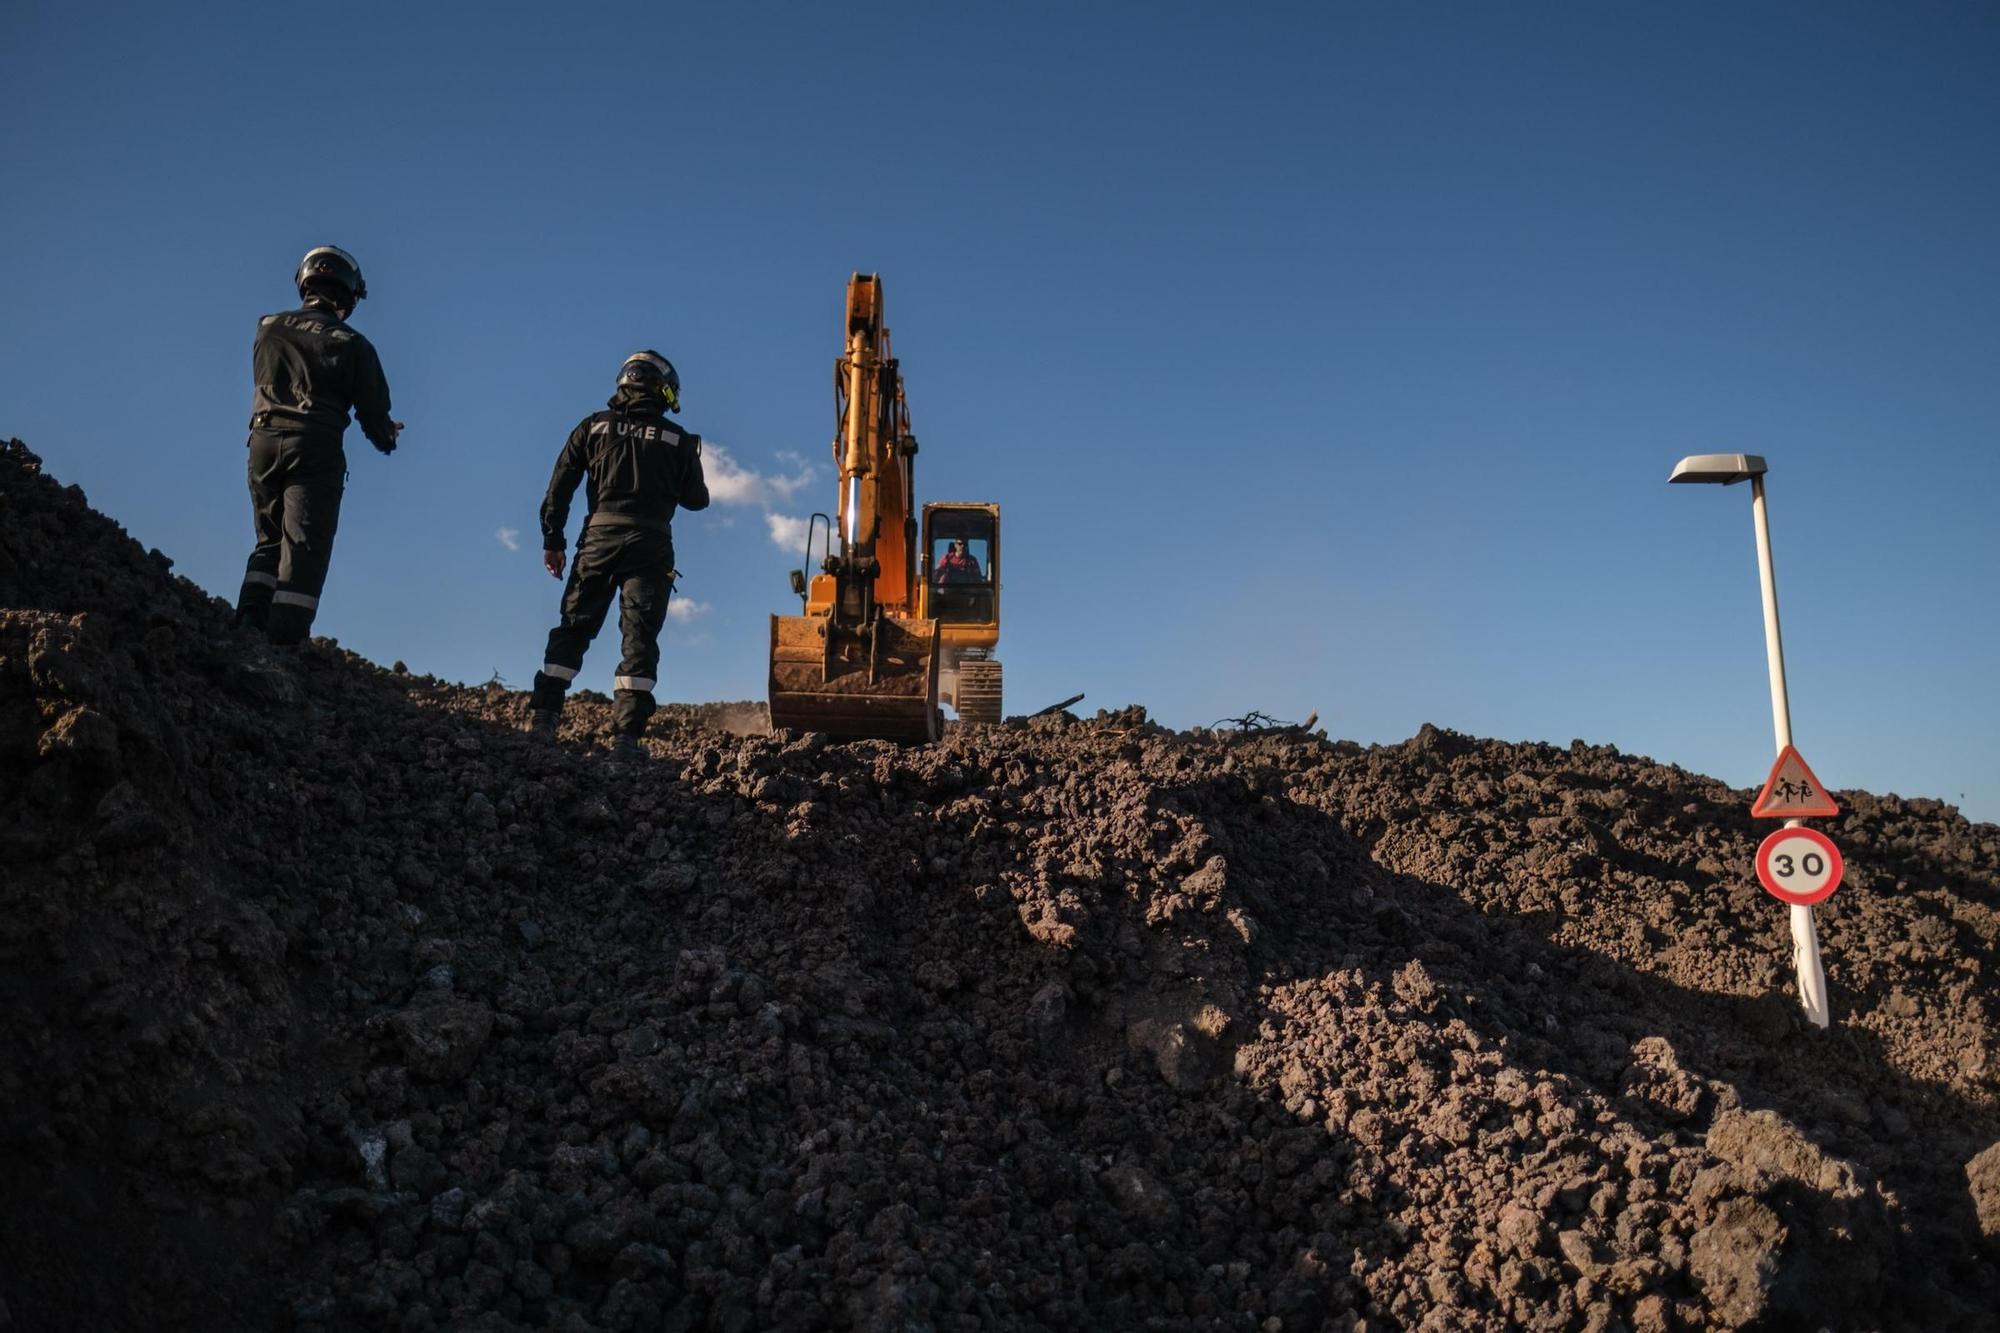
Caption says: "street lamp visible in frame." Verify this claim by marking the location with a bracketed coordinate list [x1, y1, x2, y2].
[1669, 453, 1831, 1029]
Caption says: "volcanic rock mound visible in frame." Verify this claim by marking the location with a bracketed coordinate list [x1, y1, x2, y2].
[2, 437, 1997, 1331]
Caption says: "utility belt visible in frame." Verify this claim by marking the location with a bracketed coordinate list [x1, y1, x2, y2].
[586, 511, 670, 534]
[248, 411, 340, 437]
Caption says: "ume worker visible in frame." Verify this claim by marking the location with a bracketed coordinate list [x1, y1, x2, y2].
[235, 246, 402, 644]
[527, 351, 710, 760]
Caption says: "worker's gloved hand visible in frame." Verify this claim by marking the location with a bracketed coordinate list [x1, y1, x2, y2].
[544, 549, 566, 579]
[374, 420, 405, 456]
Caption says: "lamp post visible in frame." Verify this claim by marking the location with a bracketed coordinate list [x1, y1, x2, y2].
[1668, 453, 1831, 1029]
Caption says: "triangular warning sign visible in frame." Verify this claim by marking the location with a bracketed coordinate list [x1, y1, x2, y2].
[1751, 745, 1840, 819]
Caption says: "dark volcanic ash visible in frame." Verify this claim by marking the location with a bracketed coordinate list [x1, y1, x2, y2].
[2, 437, 1997, 1331]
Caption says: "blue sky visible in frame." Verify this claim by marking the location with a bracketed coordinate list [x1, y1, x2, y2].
[4, 2, 1996, 822]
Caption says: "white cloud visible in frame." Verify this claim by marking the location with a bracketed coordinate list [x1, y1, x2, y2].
[765, 512, 812, 556]
[496, 527, 521, 552]
[683, 442, 825, 559]
[666, 597, 712, 622]
[702, 442, 815, 508]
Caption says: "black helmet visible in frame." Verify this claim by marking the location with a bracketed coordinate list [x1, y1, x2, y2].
[295, 245, 367, 306]
[618, 349, 681, 412]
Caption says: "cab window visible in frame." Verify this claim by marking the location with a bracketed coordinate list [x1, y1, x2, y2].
[927, 513, 995, 623]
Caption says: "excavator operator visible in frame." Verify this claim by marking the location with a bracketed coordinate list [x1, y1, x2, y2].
[935, 538, 983, 584]
[526, 350, 710, 760]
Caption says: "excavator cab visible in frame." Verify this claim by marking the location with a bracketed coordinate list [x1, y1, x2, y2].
[922, 506, 998, 624]
[921, 503, 1003, 725]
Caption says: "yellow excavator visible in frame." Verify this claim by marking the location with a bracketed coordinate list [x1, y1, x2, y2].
[768, 274, 1002, 741]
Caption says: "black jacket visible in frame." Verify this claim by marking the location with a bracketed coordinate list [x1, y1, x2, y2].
[247, 300, 395, 448]
[540, 386, 711, 552]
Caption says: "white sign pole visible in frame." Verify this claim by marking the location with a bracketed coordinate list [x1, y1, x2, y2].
[1750, 475, 1831, 1029]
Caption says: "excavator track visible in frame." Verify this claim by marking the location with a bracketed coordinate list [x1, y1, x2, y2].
[954, 658, 1003, 726]
[769, 613, 940, 742]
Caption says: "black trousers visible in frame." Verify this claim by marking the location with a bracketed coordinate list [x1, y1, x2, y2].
[236, 431, 345, 645]
[531, 523, 674, 735]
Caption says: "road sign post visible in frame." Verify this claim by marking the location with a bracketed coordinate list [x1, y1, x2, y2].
[1748, 472, 1832, 1029]
[1670, 455, 1833, 1029]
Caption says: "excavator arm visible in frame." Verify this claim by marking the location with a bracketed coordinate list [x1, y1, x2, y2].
[829, 275, 917, 620]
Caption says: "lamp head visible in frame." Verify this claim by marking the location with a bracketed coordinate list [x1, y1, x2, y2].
[1669, 453, 1768, 485]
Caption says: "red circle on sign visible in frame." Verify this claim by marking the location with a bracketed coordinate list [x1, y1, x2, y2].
[1755, 827, 1844, 906]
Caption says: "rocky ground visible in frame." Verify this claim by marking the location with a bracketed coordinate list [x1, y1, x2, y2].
[2, 435, 1997, 1332]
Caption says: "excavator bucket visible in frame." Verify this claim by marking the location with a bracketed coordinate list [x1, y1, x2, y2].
[768, 613, 941, 742]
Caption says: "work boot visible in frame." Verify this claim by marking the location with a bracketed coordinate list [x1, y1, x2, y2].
[608, 734, 646, 763]
[525, 710, 558, 739]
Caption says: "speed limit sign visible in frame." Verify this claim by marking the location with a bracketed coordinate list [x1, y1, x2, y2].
[1755, 827, 1844, 905]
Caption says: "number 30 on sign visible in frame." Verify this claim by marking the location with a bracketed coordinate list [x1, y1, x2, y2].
[1755, 827, 1844, 906]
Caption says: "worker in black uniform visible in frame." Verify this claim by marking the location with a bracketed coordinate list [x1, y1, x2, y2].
[235, 245, 402, 645]
[528, 350, 710, 760]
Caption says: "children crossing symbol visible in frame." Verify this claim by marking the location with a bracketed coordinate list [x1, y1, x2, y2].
[1750, 744, 1839, 820]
